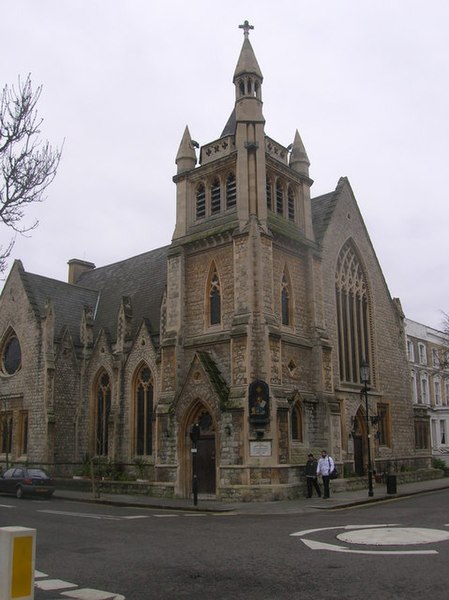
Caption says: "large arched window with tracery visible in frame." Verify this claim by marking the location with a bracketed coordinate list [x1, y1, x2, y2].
[335, 241, 371, 384]
[95, 371, 111, 456]
[134, 364, 154, 456]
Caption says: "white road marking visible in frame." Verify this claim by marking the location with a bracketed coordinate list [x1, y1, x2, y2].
[153, 514, 179, 518]
[0, 503, 15, 508]
[301, 538, 438, 555]
[122, 515, 149, 519]
[183, 513, 207, 517]
[35, 570, 48, 578]
[61, 589, 125, 599]
[35, 579, 77, 591]
[291, 523, 449, 555]
[337, 527, 449, 545]
[39, 509, 122, 520]
[290, 523, 398, 537]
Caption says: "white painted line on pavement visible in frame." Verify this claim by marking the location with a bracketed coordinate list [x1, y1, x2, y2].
[39, 509, 122, 520]
[122, 515, 149, 519]
[0, 503, 15, 508]
[153, 514, 179, 518]
[35, 578, 77, 591]
[290, 523, 398, 537]
[301, 538, 438, 555]
[183, 513, 207, 517]
[35, 570, 48, 578]
[61, 588, 125, 599]
[338, 527, 449, 546]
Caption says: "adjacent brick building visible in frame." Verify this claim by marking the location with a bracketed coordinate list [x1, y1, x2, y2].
[0, 25, 423, 500]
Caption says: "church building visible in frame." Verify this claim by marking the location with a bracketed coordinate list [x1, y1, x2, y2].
[0, 23, 426, 500]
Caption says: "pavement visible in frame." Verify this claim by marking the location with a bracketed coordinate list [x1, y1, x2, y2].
[53, 477, 449, 515]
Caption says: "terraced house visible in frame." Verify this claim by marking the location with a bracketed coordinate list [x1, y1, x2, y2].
[0, 24, 423, 500]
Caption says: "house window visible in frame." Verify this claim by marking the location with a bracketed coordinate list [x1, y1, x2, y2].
[440, 420, 447, 445]
[96, 371, 111, 456]
[377, 404, 390, 446]
[196, 184, 206, 219]
[411, 371, 418, 403]
[445, 380, 449, 406]
[414, 420, 429, 449]
[418, 343, 427, 365]
[432, 348, 439, 368]
[287, 186, 295, 221]
[135, 365, 153, 456]
[291, 403, 303, 442]
[335, 241, 371, 384]
[276, 180, 284, 215]
[434, 378, 441, 406]
[406, 339, 415, 362]
[209, 265, 221, 326]
[421, 375, 429, 405]
[211, 178, 221, 214]
[226, 173, 236, 208]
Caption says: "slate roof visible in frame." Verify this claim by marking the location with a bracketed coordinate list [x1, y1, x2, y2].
[311, 178, 348, 244]
[20, 268, 99, 343]
[76, 245, 169, 342]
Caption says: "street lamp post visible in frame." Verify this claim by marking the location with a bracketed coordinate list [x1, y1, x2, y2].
[360, 360, 374, 497]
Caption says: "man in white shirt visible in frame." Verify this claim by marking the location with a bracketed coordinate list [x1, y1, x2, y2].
[317, 449, 335, 498]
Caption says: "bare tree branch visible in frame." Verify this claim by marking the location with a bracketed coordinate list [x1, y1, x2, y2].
[0, 74, 62, 274]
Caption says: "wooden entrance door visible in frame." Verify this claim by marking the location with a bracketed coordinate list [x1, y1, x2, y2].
[196, 437, 216, 494]
[354, 435, 364, 475]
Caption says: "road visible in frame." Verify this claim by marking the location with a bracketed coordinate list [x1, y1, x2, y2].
[1, 489, 449, 599]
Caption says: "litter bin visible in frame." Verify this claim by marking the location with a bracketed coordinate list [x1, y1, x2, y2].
[386, 474, 397, 494]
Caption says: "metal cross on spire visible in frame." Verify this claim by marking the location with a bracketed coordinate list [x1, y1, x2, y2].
[239, 20, 254, 38]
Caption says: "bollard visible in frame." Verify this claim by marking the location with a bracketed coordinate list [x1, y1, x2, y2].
[0, 526, 36, 600]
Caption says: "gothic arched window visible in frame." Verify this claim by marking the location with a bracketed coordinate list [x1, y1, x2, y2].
[226, 173, 236, 208]
[335, 241, 371, 384]
[266, 177, 273, 211]
[281, 269, 292, 326]
[291, 402, 303, 442]
[134, 364, 154, 456]
[276, 180, 284, 215]
[211, 178, 221, 214]
[208, 264, 221, 326]
[287, 185, 295, 221]
[95, 371, 111, 456]
[196, 184, 206, 219]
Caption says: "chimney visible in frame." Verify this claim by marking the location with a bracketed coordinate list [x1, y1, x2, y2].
[67, 259, 96, 284]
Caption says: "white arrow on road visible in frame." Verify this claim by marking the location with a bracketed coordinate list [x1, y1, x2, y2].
[301, 538, 438, 555]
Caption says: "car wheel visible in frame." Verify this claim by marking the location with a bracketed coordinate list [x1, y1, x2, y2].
[16, 486, 24, 499]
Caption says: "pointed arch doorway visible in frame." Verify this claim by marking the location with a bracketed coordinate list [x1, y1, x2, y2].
[183, 403, 216, 497]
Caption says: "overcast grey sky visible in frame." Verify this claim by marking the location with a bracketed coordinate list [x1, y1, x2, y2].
[2, 0, 449, 330]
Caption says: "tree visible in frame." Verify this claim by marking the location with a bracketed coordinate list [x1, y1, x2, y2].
[439, 312, 449, 370]
[0, 75, 62, 274]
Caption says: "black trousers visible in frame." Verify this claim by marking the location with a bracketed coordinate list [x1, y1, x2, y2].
[322, 475, 330, 498]
[306, 477, 321, 498]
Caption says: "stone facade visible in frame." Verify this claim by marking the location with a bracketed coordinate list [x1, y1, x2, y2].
[0, 26, 424, 500]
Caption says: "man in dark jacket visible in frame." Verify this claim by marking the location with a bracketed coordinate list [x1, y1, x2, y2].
[305, 453, 321, 498]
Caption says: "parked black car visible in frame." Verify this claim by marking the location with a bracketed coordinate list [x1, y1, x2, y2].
[0, 467, 55, 499]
